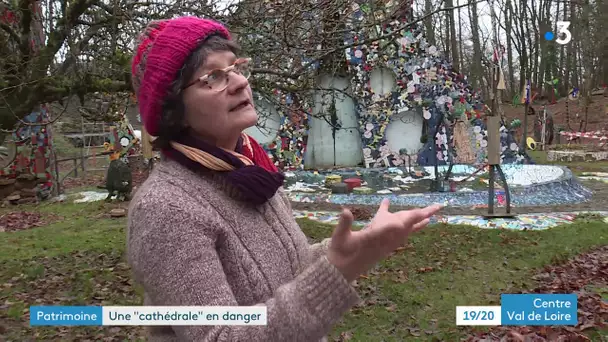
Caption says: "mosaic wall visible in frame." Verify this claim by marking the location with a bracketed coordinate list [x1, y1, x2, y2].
[254, 91, 310, 170]
[0, 1, 54, 197]
[344, 1, 528, 168]
[0, 106, 54, 197]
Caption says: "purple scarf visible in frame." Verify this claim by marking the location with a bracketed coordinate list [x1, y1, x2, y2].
[162, 135, 285, 205]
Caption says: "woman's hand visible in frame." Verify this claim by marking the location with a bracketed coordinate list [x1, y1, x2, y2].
[327, 199, 442, 282]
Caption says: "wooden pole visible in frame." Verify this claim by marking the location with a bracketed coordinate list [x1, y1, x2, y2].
[541, 106, 547, 150]
[142, 126, 154, 160]
[80, 117, 86, 175]
[485, 0, 513, 218]
[521, 79, 530, 151]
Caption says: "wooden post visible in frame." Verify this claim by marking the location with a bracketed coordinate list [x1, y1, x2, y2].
[521, 79, 531, 151]
[142, 126, 154, 160]
[53, 151, 61, 195]
[485, 0, 514, 218]
[541, 106, 547, 151]
[81, 117, 86, 175]
[486, 117, 501, 165]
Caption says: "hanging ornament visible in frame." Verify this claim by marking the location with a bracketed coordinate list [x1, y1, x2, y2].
[497, 68, 507, 90]
[423, 109, 432, 120]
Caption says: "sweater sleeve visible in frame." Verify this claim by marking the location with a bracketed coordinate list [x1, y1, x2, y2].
[308, 238, 331, 261]
[127, 192, 360, 342]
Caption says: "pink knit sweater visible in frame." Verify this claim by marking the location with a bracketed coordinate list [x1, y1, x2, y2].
[127, 158, 361, 341]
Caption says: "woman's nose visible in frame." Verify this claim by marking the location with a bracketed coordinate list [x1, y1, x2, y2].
[226, 71, 249, 94]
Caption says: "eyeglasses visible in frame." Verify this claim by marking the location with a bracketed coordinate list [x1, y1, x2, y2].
[183, 57, 251, 92]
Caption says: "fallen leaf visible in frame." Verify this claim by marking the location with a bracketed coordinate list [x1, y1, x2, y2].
[336, 331, 353, 341]
[466, 245, 608, 341]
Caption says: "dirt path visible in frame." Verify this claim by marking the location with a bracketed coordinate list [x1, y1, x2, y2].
[290, 180, 608, 217]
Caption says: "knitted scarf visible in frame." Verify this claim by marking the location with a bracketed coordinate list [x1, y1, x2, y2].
[162, 133, 284, 205]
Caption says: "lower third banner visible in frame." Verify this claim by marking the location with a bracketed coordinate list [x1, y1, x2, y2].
[456, 293, 578, 326]
[30, 306, 267, 326]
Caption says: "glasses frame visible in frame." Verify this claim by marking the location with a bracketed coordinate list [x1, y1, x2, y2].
[183, 57, 252, 92]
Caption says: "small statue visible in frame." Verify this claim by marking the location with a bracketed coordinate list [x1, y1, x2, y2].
[105, 155, 132, 202]
[102, 114, 140, 201]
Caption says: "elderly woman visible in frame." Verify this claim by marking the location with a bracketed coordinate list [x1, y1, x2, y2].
[127, 16, 441, 342]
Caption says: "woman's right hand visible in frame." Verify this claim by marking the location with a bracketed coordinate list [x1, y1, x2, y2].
[327, 199, 443, 282]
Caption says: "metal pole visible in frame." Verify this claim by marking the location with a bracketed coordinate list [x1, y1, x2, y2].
[541, 106, 547, 150]
[521, 79, 530, 151]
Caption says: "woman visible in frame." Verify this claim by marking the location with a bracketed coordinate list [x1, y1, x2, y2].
[127, 16, 442, 342]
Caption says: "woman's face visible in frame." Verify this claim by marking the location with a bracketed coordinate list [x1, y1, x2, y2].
[181, 50, 258, 149]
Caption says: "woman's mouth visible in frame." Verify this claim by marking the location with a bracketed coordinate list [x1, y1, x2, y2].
[230, 100, 251, 112]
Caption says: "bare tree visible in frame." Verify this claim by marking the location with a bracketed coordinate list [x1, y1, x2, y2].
[0, 0, 216, 136]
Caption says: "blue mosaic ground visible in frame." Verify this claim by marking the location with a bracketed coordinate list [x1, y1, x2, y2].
[286, 164, 592, 207]
[293, 210, 608, 230]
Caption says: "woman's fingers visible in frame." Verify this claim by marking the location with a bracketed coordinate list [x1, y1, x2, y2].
[420, 204, 443, 217]
[396, 204, 443, 227]
[361, 204, 442, 251]
[411, 218, 430, 232]
[332, 208, 354, 242]
[377, 198, 391, 213]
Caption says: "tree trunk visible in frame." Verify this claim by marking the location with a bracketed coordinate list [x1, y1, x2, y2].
[581, 0, 593, 131]
[505, 0, 515, 96]
[446, 0, 459, 71]
[458, 0, 464, 74]
[565, 2, 574, 92]
[558, 0, 566, 96]
[518, 0, 528, 91]
[469, 1, 483, 92]
[529, 0, 540, 93]
[599, 0, 608, 85]
[444, 1, 451, 61]
[424, 0, 436, 47]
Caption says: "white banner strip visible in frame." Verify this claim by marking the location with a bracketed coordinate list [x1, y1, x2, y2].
[102, 306, 267, 326]
[456, 306, 502, 326]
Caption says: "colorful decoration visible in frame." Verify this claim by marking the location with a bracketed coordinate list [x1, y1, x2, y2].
[0, 106, 54, 198]
[0, 2, 54, 198]
[343, 2, 528, 168]
[104, 114, 140, 161]
[254, 92, 310, 170]
[285, 163, 591, 207]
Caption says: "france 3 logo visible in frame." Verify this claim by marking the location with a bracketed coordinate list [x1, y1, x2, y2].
[544, 21, 572, 45]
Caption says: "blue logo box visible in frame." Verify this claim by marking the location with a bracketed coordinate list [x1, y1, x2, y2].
[501, 294, 577, 326]
[30, 306, 103, 326]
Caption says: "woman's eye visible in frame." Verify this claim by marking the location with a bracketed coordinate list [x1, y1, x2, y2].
[207, 73, 219, 81]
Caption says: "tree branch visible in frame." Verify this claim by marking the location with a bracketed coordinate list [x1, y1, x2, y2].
[0, 22, 20, 42]
[32, 0, 93, 81]
[283, 0, 486, 79]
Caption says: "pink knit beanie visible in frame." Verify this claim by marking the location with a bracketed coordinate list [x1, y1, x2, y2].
[131, 17, 231, 136]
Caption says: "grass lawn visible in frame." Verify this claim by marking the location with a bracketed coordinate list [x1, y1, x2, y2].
[1, 200, 607, 341]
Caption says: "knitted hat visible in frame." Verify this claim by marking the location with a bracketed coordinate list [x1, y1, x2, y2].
[131, 17, 231, 136]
